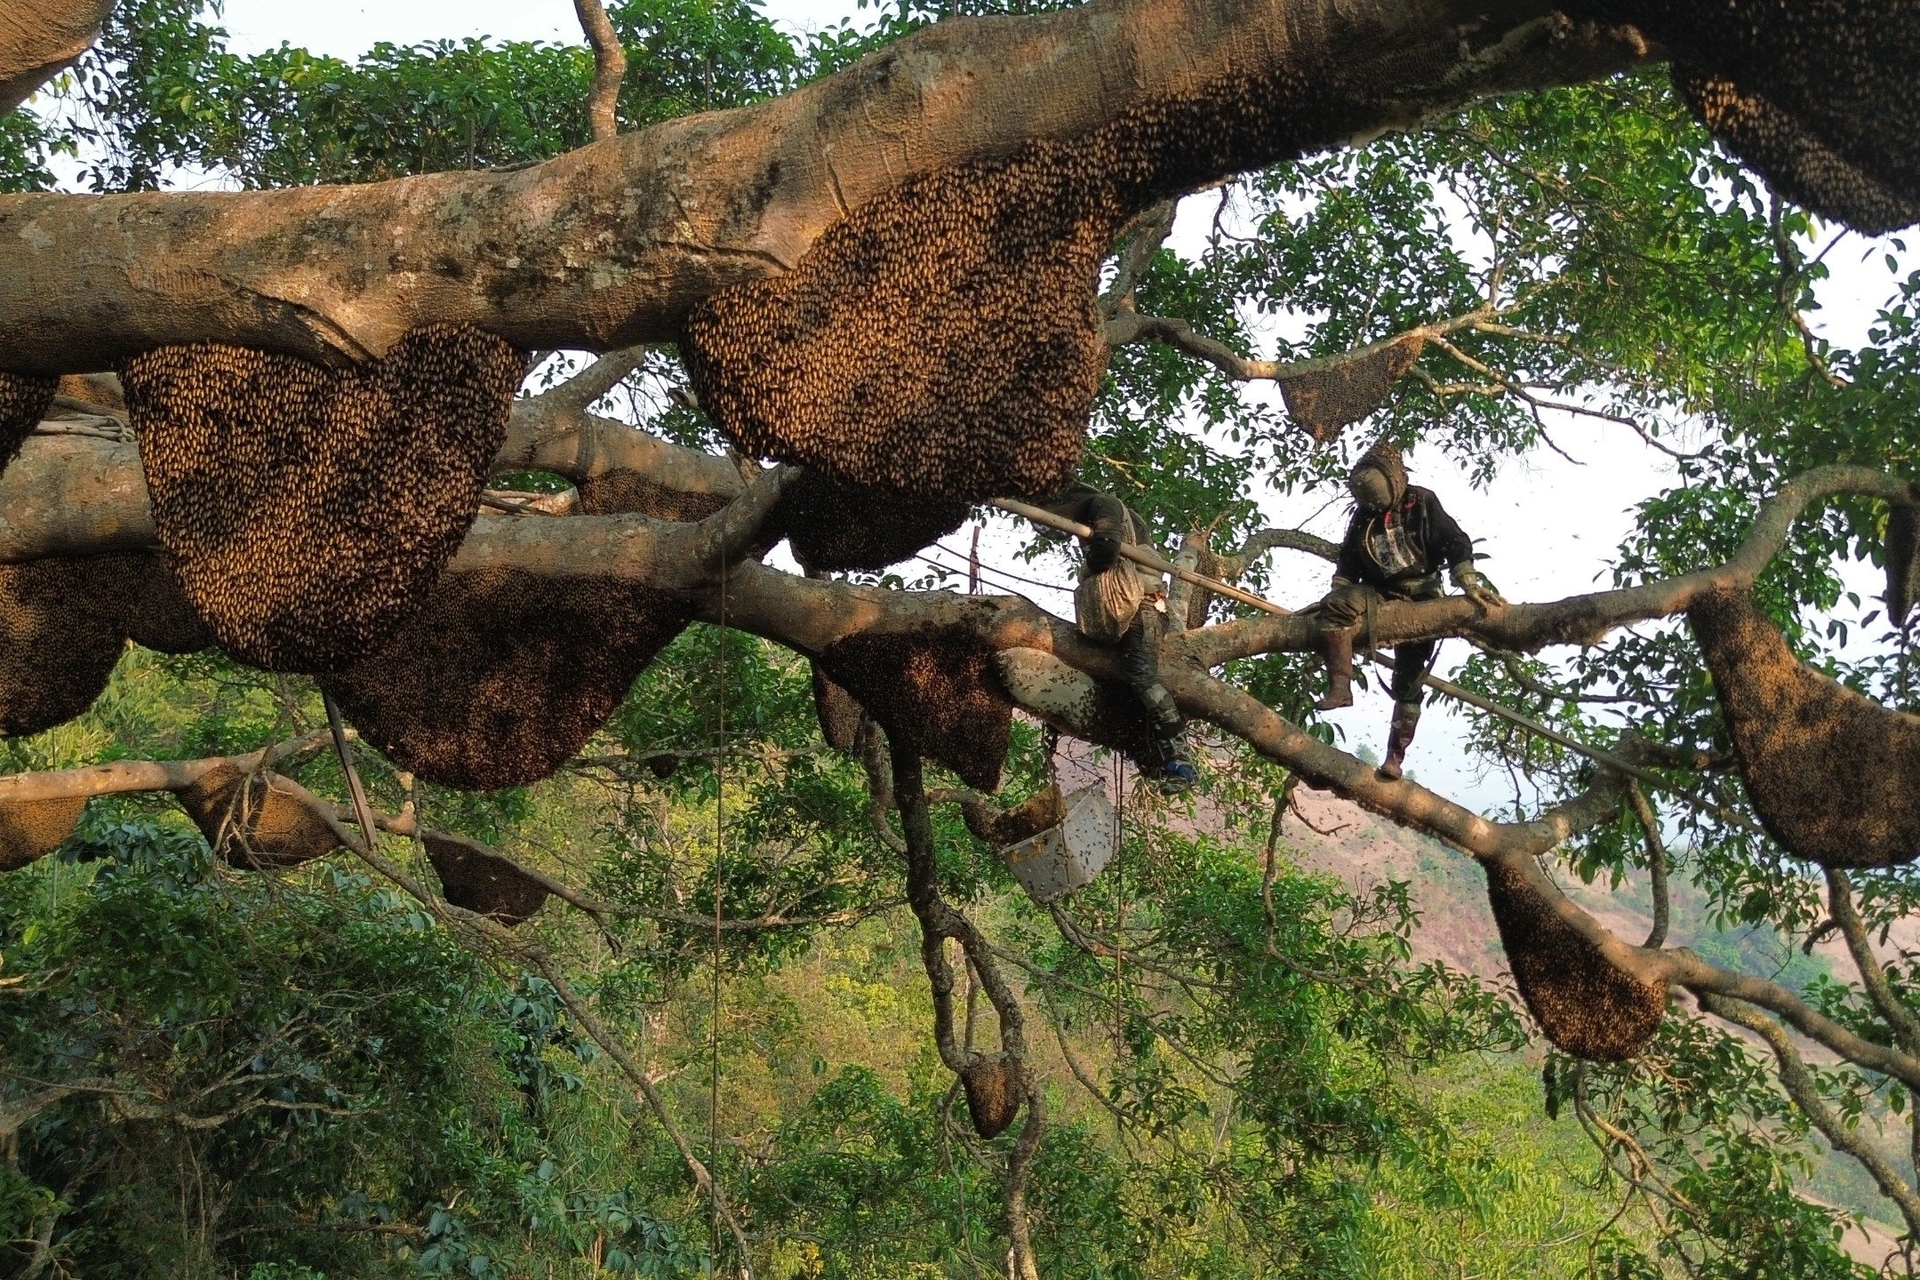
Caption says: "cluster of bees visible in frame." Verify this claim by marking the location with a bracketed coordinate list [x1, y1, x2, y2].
[1570, 0, 1917, 234]
[1689, 588, 1920, 870]
[769, 471, 970, 572]
[180, 764, 342, 870]
[0, 371, 56, 469]
[120, 324, 524, 673]
[577, 468, 733, 521]
[423, 830, 551, 924]
[320, 567, 690, 791]
[814, 627, 1015, 792]
[1278, 337, 1425, 446]
[0, 555, 206, 738]
[1484, 856, 1669, 1062]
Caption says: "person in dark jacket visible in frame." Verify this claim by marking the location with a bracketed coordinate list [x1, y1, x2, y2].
[1038, 484, 1198, 794]
[1315, 442, 1503, 780]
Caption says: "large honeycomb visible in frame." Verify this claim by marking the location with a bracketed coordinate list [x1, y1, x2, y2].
[1483, 854, 1666, 1062]
[769, 472, 969, 573]
[0, 371, 57, 474]
[1279, 337, 1423, 445]
[683, 58, 1387, 499]
[121, 324, 525, 673]
[323, 569, 689, 790]
[1689, 588, 1920, 867]
[811, 662, 864, 752]
[178, 765, 341, 869]
[125, 555, 214, 654]
[1569, 0, 1920, 233]
[424, 831, 549, 924]
[815, 627, 1013, 791]
[0, 556, 145, 737]
[960, 1055, 1023, 1139]
[0, 795, 86, 871]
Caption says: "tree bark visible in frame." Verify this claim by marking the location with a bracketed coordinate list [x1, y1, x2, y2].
[0, 0, 1646, 371]
[0, 0, 114, 114]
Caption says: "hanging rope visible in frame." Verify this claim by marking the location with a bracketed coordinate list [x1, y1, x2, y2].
[708, 554, 727, 1266]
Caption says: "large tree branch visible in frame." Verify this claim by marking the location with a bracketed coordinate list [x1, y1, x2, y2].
[0, 0, 1645, 370]
[0, 0, 114, 114]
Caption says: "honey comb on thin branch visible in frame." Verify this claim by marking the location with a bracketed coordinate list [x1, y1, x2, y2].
[424, 831, 549, 925]
[323, 569, 689, 790]
[815, 626, 1013, 792]
[122, 323, 525, 673]
[0, 795, 86, 871]
[178, 765, 341, 869]
[1689, 588, 1920, 867]
[1278, 336, 1423, 444]
[1484, 854, 1666, 1062]
[960, 1056, 1023, 1139]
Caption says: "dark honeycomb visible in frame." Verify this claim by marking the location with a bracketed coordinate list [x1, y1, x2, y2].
[1689, 588, 1920, 867]
[816, 627, 1013, 792]
[0, 795, 86, 871]
[1568, 0, 1920, 233]
[683, 58, 1384, 500]
[768, 472, 969, 573]
[960, 1055, 1023, 1139]
[0, 371, 57, 476]
[425, 831, 549, 924]
[178, 765, 341, 869]
[126, 555, 214, 654]
[1279, 336, 1423, 444]
[576, 469, 733, 522]
[1484, 854, 1666, 1062]
[1886, 504, 1919, 627]
[811, 662, 864, 752]
[0, 556, 142, 737]
[323, 569, 689, 790]
[121, 323, 525, 673]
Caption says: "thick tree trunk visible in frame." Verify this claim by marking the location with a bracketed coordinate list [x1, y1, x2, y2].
[0, 0, 113, 114]
[0, 0, 1643, 371]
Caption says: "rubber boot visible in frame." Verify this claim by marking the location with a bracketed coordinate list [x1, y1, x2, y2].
[1378, 701, 1421, 780]
[1315, 629, 1355, 710]
[1155, 729, 1198, 795]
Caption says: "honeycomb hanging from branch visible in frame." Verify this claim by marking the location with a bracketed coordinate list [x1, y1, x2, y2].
[811, 662, 863, 752]
[1278, 337, 1424, 445]
[769, 472, 969, 573]
[0, 795, 86, 871]
[1886, 503, 1919, 628]
[0, 556, 146, 738]
[178, 766, 342, 869]
[322, 570, 689, 790]
[961, 1056, 1023, 1139]
[424, 832, 549, 925]
[684, 63, 1380, 498]
[121, 324, 525, 673]
[816, 627, 1014, 792]
[1569, 0, 1920, 233]
[0, 371, 56, 474]
[1688, 588, 1920, 867]
[576, 470, 733, 523]
[1484, 854, 1666, 1062]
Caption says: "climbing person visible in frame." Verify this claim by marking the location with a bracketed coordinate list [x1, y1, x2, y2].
[1314, 442, 1504, 780]
[1037, 483, 1199, 794]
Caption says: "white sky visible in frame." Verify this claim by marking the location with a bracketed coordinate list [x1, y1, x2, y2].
[186, 3, 1920, 809]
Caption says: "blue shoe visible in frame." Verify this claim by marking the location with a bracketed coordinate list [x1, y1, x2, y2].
[1159, 759, 1198, 795]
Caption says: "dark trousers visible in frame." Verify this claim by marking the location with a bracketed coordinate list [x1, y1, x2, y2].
[1318, 579, 1442, 707]
[1119, 606, 1182, 736]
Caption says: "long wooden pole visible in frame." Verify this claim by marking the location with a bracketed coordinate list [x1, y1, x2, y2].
[993, 495, 1751, 828]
